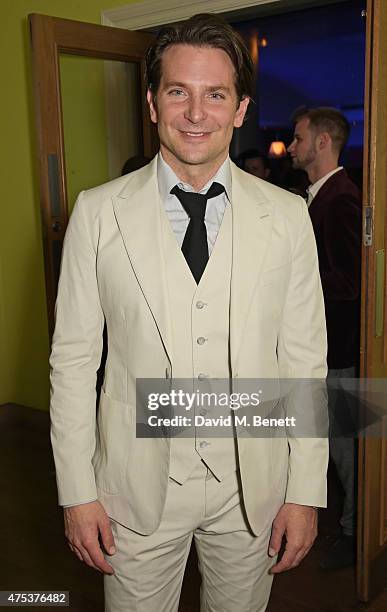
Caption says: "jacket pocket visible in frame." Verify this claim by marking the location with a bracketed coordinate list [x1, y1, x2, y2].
[93, 388, 133, 495]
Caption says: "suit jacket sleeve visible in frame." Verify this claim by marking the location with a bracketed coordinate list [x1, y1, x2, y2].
[278, 198, 329, 507]
[49, 191, 104, 506]
[319, 194, 361, 301]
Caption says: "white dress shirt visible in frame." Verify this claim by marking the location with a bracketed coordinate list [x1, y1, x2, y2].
[306, 166, 343, 207]
[157, 153, 231, 255]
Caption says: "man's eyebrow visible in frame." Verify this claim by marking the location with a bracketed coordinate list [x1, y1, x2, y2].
[162, 81, 232, 93]
[207, 85, 232, 92]
[162, 81, 187, 89]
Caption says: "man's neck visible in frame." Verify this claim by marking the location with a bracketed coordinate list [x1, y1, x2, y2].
[160, 148, 227, 191]
[307, 159, 340, 185]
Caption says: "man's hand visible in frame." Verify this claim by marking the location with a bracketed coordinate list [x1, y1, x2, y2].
[268, 503, 317, 573]
[64, 500, 116, 574]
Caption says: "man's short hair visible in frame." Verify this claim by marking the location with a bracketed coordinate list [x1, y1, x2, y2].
[145, 13, 254, 104]
[292, 106, 350, 154]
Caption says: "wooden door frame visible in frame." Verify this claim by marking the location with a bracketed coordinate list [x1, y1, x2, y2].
[357, 0, 387, 601]
[29, 14, 154, 336]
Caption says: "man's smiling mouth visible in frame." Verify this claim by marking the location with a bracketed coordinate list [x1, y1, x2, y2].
[181, 131, 211, 137]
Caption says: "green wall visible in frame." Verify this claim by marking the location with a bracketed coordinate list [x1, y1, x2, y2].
[0, 0, 140, 410]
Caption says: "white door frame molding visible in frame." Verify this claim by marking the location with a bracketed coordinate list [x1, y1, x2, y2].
[101, 0, 282, 30]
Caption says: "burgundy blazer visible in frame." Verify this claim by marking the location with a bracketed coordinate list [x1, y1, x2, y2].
[308, 169, 361, 369]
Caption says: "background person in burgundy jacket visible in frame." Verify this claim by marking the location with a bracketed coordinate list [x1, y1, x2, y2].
[288, 107, 362, 570]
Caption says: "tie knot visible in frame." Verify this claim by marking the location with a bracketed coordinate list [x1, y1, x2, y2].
[171, 182, 225, 219]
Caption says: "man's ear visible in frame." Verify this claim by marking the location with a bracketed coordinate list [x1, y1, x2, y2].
[318, 131, 331, 151]
[234, 96, 250, 128]
[146, 89, 158, 124]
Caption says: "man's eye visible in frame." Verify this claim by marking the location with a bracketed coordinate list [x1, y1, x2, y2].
[210, 92, 225, 100]
[168, 89, 185, 96]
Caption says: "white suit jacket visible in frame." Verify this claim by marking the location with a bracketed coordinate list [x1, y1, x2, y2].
[50, 156, 328, 536]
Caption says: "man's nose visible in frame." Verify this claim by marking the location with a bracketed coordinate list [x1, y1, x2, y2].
[184, 94, 207, 123]
[287, 140, 295, 153]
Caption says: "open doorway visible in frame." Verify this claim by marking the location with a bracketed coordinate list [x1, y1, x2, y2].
[230, 1, 365, 188]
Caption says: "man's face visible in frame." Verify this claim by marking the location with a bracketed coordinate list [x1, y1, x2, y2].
[147, 44, 249, 171]
[245, 157, 269, 180]
[287, 117, 317, 171]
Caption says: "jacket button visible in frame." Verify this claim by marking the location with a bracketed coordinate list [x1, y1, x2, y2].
[196, 301, 205, 309]
[197, 337, 206, 345]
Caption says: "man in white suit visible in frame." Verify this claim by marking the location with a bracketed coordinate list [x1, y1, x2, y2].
[50, 13, 328, 612]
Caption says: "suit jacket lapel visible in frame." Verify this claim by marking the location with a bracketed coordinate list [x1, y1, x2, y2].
[230, 164, 273, 371]
[112, 159, 274, 372]
[112, 158, 173, 363]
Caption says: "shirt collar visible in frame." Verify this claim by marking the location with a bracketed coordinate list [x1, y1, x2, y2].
[308, 166, 344, 200]
[157, 152, 232, 202]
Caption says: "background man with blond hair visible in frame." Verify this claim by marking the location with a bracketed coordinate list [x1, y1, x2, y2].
[289, 107, 361, 570]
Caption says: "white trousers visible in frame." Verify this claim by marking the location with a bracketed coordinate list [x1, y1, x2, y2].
[104, 461, 275, 612]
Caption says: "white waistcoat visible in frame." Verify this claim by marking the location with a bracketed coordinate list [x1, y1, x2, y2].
[160, 200, 237, 483]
